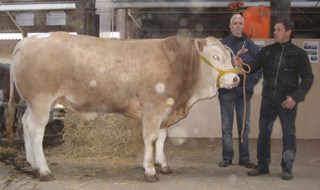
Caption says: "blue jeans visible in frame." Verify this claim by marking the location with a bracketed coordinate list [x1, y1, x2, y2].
[218, 91, 251, 162]
[257, 96, 297, 170]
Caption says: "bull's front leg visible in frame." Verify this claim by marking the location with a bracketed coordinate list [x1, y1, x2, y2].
[142, 114, 162, 182]
[155, 128, 172, 174]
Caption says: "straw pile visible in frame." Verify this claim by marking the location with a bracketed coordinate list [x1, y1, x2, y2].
[51, 112, 143, 159]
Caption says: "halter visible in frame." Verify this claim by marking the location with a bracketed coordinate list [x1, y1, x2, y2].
[199, 55, 239, 88]
[199, 45, 250, 88]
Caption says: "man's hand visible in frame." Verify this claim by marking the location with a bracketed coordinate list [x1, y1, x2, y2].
[232, 56, 246, 74]
[281, 96, 296, 109]
[232, 56, 243, 67]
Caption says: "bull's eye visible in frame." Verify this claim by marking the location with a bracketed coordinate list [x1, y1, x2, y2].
[213, 55, 220, 61]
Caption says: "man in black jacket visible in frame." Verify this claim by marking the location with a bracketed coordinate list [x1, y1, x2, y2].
[241, 19, 314, 180]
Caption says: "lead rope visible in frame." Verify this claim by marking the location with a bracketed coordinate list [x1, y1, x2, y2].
[201, 46, 250, 143]
[230, 48, 251, 143]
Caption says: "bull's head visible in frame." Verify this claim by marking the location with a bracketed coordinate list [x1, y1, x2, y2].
[196, 37, 240, 90]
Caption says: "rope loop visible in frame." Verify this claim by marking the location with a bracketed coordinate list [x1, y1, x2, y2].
[235, 48, 251, 75]
[234, 48, 251, 143]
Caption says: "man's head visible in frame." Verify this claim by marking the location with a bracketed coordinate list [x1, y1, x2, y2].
[274, 19, 295, 43]
[230, 14, 245, 38]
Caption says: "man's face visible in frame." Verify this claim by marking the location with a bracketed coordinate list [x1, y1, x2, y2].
[230, 17, 244, 37]
[274, 23, 291, 43]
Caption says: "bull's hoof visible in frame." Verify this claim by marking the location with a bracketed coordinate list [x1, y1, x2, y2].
[154, 163, 161, 173]
[144, 174, 159, 183]
[40, 174, 55, 182]
[155, 164, 173, 174]
[160, 166, 173, 174]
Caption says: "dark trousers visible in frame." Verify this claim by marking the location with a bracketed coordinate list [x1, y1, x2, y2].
[219, 91, 252, 162]
[257, 96, 297, 170]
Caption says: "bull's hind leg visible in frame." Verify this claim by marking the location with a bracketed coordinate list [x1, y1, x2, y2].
[155, 128, 172, 174]
[22, 107, 34, 167]
[23, 103, 54, 181]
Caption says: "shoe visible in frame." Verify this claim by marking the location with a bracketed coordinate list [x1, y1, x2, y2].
[239, 160, 255, 168]
[247, 166, 270, 176]
[281, 169, 293, 180]
[218, 159, 232, 167]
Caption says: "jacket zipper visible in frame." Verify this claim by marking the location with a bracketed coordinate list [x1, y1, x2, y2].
[242, 41, 246, 48]
[273, 45, 284, 96]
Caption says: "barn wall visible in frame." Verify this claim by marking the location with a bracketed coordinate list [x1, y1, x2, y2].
[0, 40, 19, 63]
[168, 38, 320, 139]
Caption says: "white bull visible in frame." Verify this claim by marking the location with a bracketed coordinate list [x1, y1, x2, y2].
[6, 32, 239, 182]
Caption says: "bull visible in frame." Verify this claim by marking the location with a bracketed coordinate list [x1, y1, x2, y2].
[6, 32, 240, 182]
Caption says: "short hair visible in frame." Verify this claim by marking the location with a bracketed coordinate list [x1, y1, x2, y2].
[275, 19, 295, 38]
[230, 14, 244, 25]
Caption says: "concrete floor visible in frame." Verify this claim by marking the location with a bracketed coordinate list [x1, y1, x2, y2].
[1, 138, 320, 190]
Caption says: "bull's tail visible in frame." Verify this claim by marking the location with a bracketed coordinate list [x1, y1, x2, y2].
[5, 65, 16, 142]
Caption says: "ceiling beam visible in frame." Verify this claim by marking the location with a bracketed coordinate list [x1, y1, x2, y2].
[108, 1, 319, 9]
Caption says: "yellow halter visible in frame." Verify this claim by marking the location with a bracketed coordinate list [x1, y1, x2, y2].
[199, 55, 239, 88]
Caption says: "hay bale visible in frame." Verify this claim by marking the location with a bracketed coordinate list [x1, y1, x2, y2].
[52, 112, 143, 159]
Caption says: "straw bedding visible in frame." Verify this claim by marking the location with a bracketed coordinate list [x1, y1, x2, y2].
[51, 112, 143, 159]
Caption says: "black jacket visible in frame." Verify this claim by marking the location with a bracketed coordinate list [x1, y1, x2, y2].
[250, 40, 314, 102]
[220, 33, 262, 98]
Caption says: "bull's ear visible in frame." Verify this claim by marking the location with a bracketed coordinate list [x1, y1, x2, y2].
[195, 39, 206, 53]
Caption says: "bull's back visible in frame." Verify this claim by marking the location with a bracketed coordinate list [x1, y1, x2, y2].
[11, 32, 192, 110]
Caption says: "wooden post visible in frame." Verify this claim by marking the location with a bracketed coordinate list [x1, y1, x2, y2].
[116, 9, 126, 39]
[75, 0, 86, 35]
[85, 0, 99, 36]
[269, 0, 291, 37]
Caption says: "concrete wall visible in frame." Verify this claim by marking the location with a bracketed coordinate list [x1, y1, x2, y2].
[168, 38, 320, 139]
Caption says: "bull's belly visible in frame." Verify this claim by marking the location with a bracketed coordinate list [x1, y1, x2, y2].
[59, 97, 143, 121]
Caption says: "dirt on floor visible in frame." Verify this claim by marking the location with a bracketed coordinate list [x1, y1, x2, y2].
[1, 138, 320, 190]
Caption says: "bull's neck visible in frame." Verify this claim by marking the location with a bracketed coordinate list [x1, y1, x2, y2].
[185, 55, 218, 110]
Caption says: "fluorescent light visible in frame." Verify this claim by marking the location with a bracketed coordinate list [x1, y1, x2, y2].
[0, 2, 76, 11]
[0, 32, 78, 40]
[0, 33, 23, 40]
